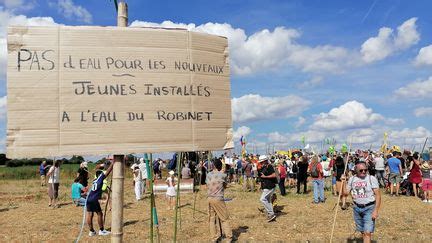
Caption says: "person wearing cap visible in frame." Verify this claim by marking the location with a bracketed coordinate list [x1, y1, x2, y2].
[206, 158, 232, 242]
[258, 155, 277, 222]
[132, 163, 143, 201]
[77, 161, 89, 187]
[342, 162, 381, 243]
[166, 170, 177, 209]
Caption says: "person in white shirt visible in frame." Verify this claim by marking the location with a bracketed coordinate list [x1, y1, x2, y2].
[373, 153, 385, 188]
[132, 164, 142, 201]
[47, 160, 61, 208]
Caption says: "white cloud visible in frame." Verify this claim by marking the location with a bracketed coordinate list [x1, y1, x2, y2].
[130, 20, 353, 75]
[0, 95, 6, 119]
[130, 18, 419, 75]
[310, 100, 383, 131]
[394, 17, 420, 49]
[233, 126, 251, 142]
[297, 76, 323, 89]
[414, 44, 432, 66]
[361, 17, 419, 63]
[295, 116, 306, 128]
[267, 132, 289, 143]
[232, 94, 310, 123]
[389, 126, 430, 145]
[57, 0, 92, 24]
[414, 107, 432, 117]
[349, 128, 378, 144]
[385, 118, 405, 126]
[394, 76, 432, 98]
[0, 0, 35, 11]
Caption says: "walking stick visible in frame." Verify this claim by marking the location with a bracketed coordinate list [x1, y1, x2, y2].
[192, 152, 201, 219]
[330, 138, 352, 242]
[173, 152, 183, 242]
[103, 185, 111, 225]
[421, 137, 429, 154]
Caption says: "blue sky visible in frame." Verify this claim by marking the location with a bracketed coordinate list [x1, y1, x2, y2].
[0, 0, 431, 155]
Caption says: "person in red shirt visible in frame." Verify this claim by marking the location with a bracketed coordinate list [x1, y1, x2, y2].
[308, 156, 325, 203]
[277, 161, 287, 196]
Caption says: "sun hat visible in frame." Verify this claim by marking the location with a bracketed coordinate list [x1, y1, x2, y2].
[258, 155, 269, 162]
[169, 170, 175, 175]
[421, 162, 430, 170]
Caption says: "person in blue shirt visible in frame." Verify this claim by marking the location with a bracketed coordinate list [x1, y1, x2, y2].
[86, 162, 113, 237]
[39, 161, 48, 186]
[71, 177, 86, 206]
[386, 152, 403, 196]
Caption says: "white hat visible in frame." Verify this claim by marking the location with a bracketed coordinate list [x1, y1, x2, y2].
[258, 155, 269, 162]
[139, 158, 144, 163]
[169, 170, 175, 175]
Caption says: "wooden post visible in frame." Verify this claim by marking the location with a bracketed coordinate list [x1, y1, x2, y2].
[173, 152, 183, 242]
[111, 3, 128, 243]
[111, 154, 125, 242]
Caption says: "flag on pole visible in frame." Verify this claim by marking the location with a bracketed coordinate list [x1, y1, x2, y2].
[301, 135, 306, 147]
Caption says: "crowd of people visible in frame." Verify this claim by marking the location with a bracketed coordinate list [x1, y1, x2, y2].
[201, 149, 431, 242]
[36, 148, 431, 241]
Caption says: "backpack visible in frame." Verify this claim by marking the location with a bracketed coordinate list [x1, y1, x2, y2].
[311, 163, 319, 178]
[292, 163, 298, 173]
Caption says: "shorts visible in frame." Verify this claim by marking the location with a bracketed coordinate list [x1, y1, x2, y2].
[422, 179, 432, 191]
[353, 204, 375, 233]
[332, 176, 336, 185]
[389, 173, 402, 184]
[288, 173, 296, 179]
[86, 200, 102, 213]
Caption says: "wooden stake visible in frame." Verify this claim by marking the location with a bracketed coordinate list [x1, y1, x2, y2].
[111, 3, 128, 243]
[173, 152, 182, 242]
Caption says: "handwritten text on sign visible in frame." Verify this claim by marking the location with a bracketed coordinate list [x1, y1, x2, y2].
[7, 26, 232, 158]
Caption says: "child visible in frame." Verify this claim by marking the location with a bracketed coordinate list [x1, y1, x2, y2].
[71, 177, 86, 206]
[166, 170, 177, 209]
[86, 162, 113, 236]
[421, 162, 431, 203]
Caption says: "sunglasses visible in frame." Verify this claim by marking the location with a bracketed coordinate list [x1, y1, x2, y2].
[358, 169, 367, 173]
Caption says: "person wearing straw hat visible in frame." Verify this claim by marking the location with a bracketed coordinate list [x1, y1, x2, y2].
[342, 162, 381, 243]
[258, 155, 277, 222]
[420, 161, 431, 203]
[166, 170, 177, 209]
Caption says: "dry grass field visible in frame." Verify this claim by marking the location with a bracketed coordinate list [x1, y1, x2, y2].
[0, 176, 431, 242]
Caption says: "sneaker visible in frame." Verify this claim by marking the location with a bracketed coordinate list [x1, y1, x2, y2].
[98, 229, 111, 236]
[267, 214, 276, 222]
[423, 199, 428, 203]
[89, 231, 96, 237]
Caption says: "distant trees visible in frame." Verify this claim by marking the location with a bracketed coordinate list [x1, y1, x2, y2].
[0, 154, 87, 167]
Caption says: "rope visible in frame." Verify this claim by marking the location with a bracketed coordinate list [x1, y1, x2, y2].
[75, 173, 104, 242]
[329, 142, 352, 242]
[74, 191, 90, 243]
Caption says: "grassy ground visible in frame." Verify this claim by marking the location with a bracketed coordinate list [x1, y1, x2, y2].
[0, 172, 431, 242]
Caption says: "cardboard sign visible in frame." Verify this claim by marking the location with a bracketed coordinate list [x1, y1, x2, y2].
[7, 26, 232, 158]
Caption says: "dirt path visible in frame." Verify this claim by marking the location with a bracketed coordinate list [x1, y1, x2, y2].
[0, 179, 431, 242]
